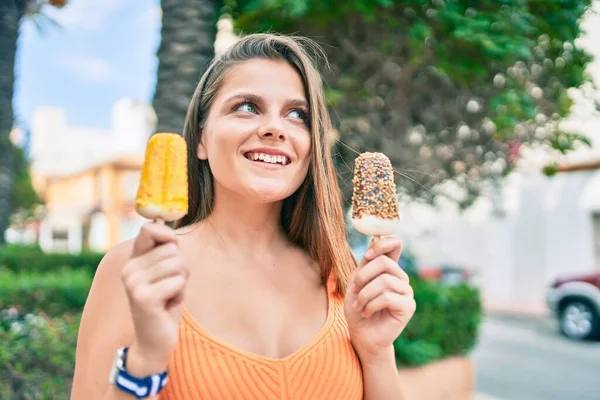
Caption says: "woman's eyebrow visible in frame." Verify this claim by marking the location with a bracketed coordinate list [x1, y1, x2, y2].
[222, 92, 308, 110]
[287, 98, 309, 110]
[223, 92, 262, 104]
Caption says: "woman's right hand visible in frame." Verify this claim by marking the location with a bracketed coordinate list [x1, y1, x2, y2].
[121, 222, 189, 375]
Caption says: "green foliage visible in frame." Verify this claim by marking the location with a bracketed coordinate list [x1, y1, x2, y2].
[11, 146, 42, 210]
[0, 244, 104, 275]
[10, 146, 44, 228]
[549, 131, 593, 154]
[543, 162, 558, 177]
[0, 269, 92, 316]
[234, 0, 590, 86]
[0, 309, 79, 399]
[394, 278, 482, 367]
[324, 87, 344, 107]
[231, 0, 594, 207]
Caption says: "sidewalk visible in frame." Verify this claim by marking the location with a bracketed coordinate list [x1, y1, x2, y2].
[482, 299, 550, 318]
[482, 305, 559, 340]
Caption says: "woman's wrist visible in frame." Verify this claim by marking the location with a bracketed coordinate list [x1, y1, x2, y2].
[359, 345, 404, 400]
[356, 344, 396, 369]
[126, 341, 170, 377]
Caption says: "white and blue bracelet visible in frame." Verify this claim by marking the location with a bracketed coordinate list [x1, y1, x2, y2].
[110, 347, 168, 399]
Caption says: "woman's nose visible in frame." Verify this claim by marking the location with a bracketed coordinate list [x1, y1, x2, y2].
[257, 114, 287, 141]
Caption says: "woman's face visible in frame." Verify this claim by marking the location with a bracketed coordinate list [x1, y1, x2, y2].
[198, 58, 312, 204]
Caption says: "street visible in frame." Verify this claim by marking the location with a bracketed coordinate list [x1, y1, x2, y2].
[474, 314, 600, 400]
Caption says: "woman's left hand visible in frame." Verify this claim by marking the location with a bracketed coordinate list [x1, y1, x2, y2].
[344, 237, 416, 364]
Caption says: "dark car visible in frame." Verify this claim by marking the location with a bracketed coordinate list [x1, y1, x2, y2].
[546, 271, 600, 340]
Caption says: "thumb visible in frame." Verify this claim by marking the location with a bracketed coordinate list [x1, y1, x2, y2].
[132, 222, 176, 258]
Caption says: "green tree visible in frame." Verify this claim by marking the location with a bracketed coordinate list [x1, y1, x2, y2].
[152, 0, 222, 134]
[0, 0, 66, 245]
[10, 146, 43, 231]
[232, 0, 594, 208]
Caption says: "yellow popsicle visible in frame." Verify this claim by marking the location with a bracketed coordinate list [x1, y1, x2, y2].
[135, 133, 189, 222]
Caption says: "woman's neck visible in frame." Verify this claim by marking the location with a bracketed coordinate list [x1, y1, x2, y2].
[194, 186, 289, 257]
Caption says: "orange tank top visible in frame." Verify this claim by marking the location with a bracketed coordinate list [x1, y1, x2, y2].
[159, 283, 363, 400]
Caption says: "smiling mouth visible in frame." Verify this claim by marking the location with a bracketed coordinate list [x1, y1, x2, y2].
[244, 152, 290, 165]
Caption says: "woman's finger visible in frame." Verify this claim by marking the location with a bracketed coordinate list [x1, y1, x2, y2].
[361, 292, 416, 319]
[144, 256, 187, 284]
[131, 222, 176, 258]
[354, 273, 412, 312]
[354, 255, 409, 294]
[360, 236, 402, 267]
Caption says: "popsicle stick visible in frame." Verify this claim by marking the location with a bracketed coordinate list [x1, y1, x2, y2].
[154, 218, 165, 225]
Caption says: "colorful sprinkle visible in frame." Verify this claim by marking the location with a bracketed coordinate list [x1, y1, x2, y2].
[351, 152, 400, 220]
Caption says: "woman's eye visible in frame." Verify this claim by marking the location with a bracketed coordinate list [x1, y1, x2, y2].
[235, 102, 257, 113]
[288, 109, 307, 120]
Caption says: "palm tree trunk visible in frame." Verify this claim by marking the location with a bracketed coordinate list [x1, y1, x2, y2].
[0, 1, 25, 245]
[152, 0, 221, 134]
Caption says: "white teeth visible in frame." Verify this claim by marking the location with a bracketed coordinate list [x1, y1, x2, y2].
[247, 152, 289, 165]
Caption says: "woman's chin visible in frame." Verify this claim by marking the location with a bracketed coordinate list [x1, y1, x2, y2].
[245, 182, 299, 204]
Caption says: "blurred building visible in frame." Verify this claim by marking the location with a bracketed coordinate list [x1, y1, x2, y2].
[397, 156, 600, 315]
[8, 18, 239, 253]
[26, 98, 156, 253]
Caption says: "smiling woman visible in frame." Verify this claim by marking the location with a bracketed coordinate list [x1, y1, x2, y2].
[71, 33, 414, 400]
[194, 58, 312, 203]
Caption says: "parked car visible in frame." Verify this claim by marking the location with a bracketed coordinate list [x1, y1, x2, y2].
[418, 264, 475, 286]
[351, 243, 472, 285]
[546, 271, 600, 340]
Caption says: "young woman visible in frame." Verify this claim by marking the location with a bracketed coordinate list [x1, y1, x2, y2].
[71, 33, 415, 400]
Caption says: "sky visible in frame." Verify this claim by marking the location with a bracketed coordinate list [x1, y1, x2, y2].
[14, 0, 162, 130]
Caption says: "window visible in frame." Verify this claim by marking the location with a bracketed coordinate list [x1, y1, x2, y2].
[52, 230, 69, 253]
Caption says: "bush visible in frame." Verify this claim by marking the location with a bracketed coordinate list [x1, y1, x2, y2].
[0, 308, 79, 399]
[394, 278, 482, 368]
[0, 269, 92, 316]
[0, 245, 104, 276]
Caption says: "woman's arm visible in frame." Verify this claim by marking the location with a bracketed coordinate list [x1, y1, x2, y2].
[344, 237, 416, 400]
[71, 239, 167, 400]
[71, 239, 142, 399]
[72, 222, 187, 400]
[360, 346, 405, 400]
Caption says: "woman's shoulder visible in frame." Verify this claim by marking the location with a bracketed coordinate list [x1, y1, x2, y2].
[93, 238, 135, 280]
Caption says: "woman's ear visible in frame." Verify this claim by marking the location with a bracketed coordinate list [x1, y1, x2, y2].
[196, 141, 208, 160]
[197, 136, 208, 160]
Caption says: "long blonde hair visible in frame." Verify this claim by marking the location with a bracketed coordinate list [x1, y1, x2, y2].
[176, 33, 356, 295]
